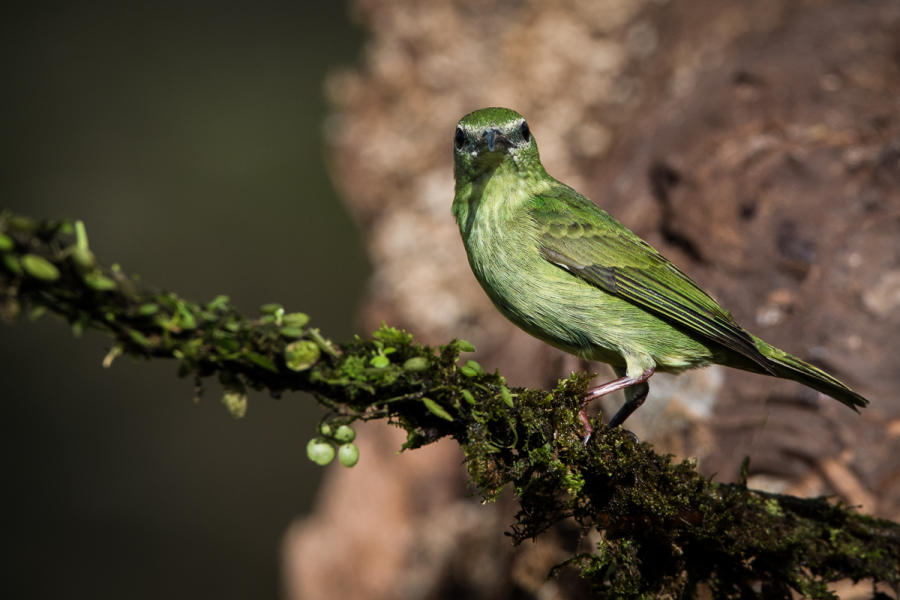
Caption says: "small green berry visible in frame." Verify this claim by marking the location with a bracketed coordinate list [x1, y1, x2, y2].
[318, 422, 333, 438]
[338, 443, 359, 467]
[306, 438, 335, 466]
[334, 424, 356, 443]
[284, 340, 320, 371]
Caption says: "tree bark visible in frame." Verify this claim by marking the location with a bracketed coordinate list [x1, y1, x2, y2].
[290, 0, 900, 597]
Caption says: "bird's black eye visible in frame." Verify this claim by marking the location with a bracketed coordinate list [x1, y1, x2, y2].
[520, 121, 531, 143]
[454, 127, 466, 150]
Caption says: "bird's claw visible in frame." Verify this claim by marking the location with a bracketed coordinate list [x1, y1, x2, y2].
[579, 408, 594, 445]
[619, 428, 639, 443]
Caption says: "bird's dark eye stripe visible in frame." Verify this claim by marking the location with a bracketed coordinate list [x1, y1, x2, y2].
[520, 121, 531, 142]
[454, 127, 467, 150]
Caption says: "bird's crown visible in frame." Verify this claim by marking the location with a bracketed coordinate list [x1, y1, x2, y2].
[457, 107, 525, 130]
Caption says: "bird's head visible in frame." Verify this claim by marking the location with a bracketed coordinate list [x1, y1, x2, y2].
[453, 107, 540, 179]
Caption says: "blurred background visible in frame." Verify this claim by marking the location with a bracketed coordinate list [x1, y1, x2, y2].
[3, 1, 900, 599]
[2, 2, 367, 598]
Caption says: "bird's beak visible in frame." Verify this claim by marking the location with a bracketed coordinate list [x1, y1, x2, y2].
[481, 128, 511, 152]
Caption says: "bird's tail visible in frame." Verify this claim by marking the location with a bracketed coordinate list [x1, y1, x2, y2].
[754, 337, 868, 411]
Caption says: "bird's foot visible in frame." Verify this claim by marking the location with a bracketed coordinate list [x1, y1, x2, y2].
[580, 412, 639, 444]
[578, 367, 655, 441]
[579, 407, 594, 445]
[620, 428, 639, 444]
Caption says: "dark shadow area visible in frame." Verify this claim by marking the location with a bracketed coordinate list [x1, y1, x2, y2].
[1, 2, 366, 598]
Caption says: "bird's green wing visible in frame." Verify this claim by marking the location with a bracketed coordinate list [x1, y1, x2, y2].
[530, 187, 773, 372]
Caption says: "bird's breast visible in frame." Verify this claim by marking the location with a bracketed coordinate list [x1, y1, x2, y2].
[464, 202, 602, 355]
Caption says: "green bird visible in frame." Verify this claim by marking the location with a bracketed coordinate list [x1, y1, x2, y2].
[451, 107, 868, 436]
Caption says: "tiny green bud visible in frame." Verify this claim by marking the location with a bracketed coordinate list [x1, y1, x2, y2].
[459, 360, 483, 378]
[74, 220, 89, 249]
[0, 233, 13, 251]
[402, 356, 429, 371]
[370, 354, 390, 368]
[455, 339, 476, 352]
[102, 344, 123, 368]
[8, 216, 37, 232]
[422, 397, 454, 421]
[333, 424, 356, 443]
[500, 385, 514, 408]
[279, 326, 305, 338]
[175, 306, 197, 330]
[260, 303, 283, 314]
[127, 329, 151, 347]
[21, 254, 60, 281]
[460, 389, 475, 406]
[84, 271, 116, 291]
[222, 390, 248, 419]
[337, 443, 360, 467]
[206, 295, 230, 311]
[70, 246, 95, 269]
[71, 319, 84, 337]
[284, 340, 320, 371]
[245, 352, 278, 373]
[282, 312, 310, 327]
[306, 438, 335, 466]
[308, 328, 340, 357]
[138, 303, 160, 316]
[3, 254, 22, 275]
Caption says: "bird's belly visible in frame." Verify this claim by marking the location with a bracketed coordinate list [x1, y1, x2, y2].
[470, 242, 713, 372]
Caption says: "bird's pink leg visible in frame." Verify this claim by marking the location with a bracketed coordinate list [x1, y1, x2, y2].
[580, 367, 655, 443]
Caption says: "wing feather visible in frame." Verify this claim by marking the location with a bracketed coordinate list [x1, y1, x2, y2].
[531, 188, 773, 372]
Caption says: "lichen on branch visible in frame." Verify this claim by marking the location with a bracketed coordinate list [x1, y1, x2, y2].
[2, 212, 898, 599]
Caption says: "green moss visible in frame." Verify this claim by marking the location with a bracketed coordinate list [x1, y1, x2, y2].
[372, 322, 412, 346]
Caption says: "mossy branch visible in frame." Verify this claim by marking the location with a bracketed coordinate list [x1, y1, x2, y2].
[2, 212, 898, 599]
